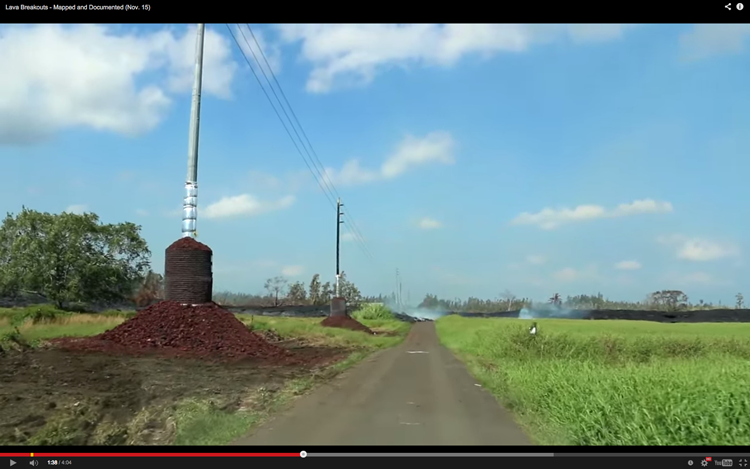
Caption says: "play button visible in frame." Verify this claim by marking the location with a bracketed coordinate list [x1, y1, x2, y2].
[10, 461, 16, 467]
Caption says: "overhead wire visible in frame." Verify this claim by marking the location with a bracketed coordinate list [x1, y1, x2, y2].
[240, 24, 375, 263]
[243, 25, 375, 262]
[224, 25, 334, 207]
[225, 24, 380, 268]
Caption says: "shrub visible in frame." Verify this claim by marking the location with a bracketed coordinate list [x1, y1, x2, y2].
[11, 304, 72, 327]
[352, 303, 394, 320]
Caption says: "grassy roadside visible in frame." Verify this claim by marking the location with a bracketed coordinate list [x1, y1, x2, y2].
[435, 315, 750, 445]
[0, 304, 410, 446]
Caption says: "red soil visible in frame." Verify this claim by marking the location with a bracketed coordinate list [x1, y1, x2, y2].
[320, 315, 374, 334]
[52, 300, 298, 363]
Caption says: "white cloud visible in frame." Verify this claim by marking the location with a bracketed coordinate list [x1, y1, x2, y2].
[276, 24, 635, 93]
[248, 170, 281, 188]
[418, 217, 442, 230]
[341, 232, 356, 242]
[203, 194, 295, 219]
[63, 204, 87, 215]
[552, 264, 600, 283]
[281, 265, 304, 276]
[657, 235, 740, 261]
[135, 209, 149, 216]
[681, 272, 714, 284]
[680, 24, 750, 61]
[247, 170, 311, 193]
[662, 271, 725, 287]
[553, 267, 579, 282]
[0, 24, 237, 144]
[324, 131, 455, 186]
[511, 199, 673, 230]
[526, 255, 546, 265]
[615, 260, 641, 270]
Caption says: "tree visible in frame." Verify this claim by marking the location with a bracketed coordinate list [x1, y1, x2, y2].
[320, 281, 333, 304]
[549, 293, 562, 306]
[736, 293, 744, 309]
[0, 208, 151, 308]
[338, 271, 363, 309]
[309, 274, 322, 305]
[264, 276, 288, 306]
[134, 270, 163, 306]
[648, 290, 689, 312]
[287, 281, 307, 304]
[501, 290, 516, 311]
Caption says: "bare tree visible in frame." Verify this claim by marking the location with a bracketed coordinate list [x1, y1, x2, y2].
[320, 281, 333, 304]
[264, 276, 288, 306]
[308, 274, 322, 305]
[501, 290, 516, 311]
[736, 293, 744, 309]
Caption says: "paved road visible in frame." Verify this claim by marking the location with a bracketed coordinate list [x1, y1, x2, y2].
[232, 322, 531, 445]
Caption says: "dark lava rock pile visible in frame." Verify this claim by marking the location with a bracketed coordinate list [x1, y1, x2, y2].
[53, 300, 298, 363]
[167, 236, 212, 251]
[320, 315, 374, 334]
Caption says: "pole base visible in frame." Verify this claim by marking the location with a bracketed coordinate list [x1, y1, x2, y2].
[330, 297, 347, 317]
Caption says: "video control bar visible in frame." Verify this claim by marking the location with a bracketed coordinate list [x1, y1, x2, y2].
[3, 454, 750, 469]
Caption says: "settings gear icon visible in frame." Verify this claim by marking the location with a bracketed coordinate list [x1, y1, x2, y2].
[701, 461, 709, 467]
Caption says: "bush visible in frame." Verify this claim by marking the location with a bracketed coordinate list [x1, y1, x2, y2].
[11, 304, 72, 327]
[352, 303, 394, 321]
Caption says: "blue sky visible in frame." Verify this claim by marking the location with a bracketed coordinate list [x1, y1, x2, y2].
[1, 23, 749, 304]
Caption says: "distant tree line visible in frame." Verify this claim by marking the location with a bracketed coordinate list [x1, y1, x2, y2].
[3, 208, 744, 314]
[411, 290, 747, 312]
[214, 271, 365, 309]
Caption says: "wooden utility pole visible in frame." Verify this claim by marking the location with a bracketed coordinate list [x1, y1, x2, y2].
[335, 198, 343, 297]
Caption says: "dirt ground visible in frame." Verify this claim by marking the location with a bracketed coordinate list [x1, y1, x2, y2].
[0, 339, 349, 445]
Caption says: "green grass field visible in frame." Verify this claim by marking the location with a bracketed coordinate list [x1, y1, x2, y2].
[435, 315, 750, 446]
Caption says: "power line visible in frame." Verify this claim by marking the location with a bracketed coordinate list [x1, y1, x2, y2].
[233, 24, 377, 265]
[244, 25, 374, 259]
[225, 24, 379, 267]
[224, 24, 335, 207]
[237, 25, 378, 265]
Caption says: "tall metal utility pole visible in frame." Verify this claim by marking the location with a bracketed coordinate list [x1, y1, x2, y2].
[182, 23, 205, 239]
[335, 198, 344, 297]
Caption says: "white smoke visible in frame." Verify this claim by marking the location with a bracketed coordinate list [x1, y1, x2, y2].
[382, 298, 449, 321]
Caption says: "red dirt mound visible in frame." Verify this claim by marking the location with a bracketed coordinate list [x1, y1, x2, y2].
[53, 300, 297, 363]
[166, 237, 212, 252]
[320, 315, 374, 334]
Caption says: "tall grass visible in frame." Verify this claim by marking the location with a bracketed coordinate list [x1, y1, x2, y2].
[0, 305, 132, 344]
[238, 315, 408, 349]
[436, 316, 750, 445]
[351, 303, 395, 321]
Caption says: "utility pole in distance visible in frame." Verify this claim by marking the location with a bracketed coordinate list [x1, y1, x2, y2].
[335, 198, 343, 297]
[396, 268, 401, 310]
[330, 198, 346, 317]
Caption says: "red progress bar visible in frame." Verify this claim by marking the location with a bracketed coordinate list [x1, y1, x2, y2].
[0, 453, 300, 457]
